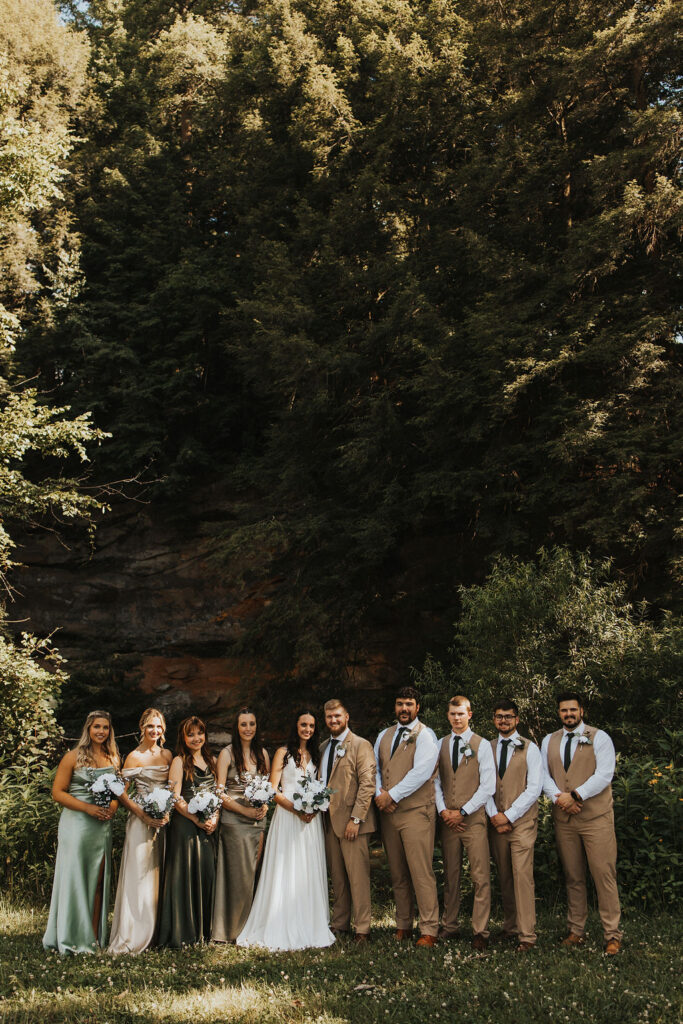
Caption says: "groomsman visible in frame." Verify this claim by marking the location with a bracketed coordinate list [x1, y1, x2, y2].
[541, 691, 622, 955]
[374, 686, 440, 948]
[486, 698, 542, 951]
[435, 695, 496, 950]
[319, 699, 377, 943]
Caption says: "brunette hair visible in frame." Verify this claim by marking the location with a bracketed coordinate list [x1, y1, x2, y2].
[493, 698, 519, 716]
[138, 707, 167, 745]
[74, 710, 120, 768]
[556, 690, 584, 707]
[283, 708, 320, 770]
[231, 706, 267, 777]
[396, 686, 421, 704]
[176, 716, 217, 780]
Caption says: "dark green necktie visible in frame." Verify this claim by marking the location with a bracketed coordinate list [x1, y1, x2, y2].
[391, 727, 407, 757]
[326, 738, 338, 783]
[563, 732, 575, 771]
[451, 735, 460, 772]
[499, 739, 511, 778]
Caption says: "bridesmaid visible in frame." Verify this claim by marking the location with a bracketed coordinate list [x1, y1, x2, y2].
[108, 708, 173, 954]
[157, 716, 219, 947]
[212, 707, 270, 943]
[43, 711, 120, 954]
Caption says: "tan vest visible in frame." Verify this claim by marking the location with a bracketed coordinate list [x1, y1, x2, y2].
[378, 722, 435, 811]
[547, 726, 613, 822]
[490, 736, 538, 826]
[438, 733, 485, 824]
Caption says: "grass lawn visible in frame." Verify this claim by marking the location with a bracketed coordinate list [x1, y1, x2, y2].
[1, 900, 680, 1024]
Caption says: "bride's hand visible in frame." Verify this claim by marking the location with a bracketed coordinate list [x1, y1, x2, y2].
[298, 811, 315, 824]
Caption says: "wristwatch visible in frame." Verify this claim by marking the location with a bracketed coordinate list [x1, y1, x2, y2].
[459, 807, 469, 817]
[351, 817, 362, 825]
[570, 790, 583, 804]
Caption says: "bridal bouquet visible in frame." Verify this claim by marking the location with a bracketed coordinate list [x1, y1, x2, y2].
[243, 774, 276, 808]
[139, 786, 176, 821]
[187, 788, 221, 822]
[291, 776, 332, 815]
[88, 770, 125, 807]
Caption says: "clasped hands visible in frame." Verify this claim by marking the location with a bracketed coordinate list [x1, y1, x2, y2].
[375, 788, 397, 813]
[556, 791, 582, 815]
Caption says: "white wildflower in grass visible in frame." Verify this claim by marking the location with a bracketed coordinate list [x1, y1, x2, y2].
[291, 776, 332, 815]
[88, 770, 125, 807]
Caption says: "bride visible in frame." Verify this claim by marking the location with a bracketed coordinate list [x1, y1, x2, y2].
[236, 708, 335, 951]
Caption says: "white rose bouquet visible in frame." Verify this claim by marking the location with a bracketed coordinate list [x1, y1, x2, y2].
[243, 774, 276, 809]
[291, 776, 332, 815]
[139, 786, 176, 821]
[88, 770, 125, 807]
[187, 789, 221, 823]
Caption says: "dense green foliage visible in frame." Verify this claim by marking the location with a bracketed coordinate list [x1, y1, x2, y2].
[16, 0, 681, 679]
[0, 1, 108, 764]
[415, 547, 683, 749]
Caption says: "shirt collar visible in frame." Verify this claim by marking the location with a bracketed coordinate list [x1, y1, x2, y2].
[452, 726, 472, 742]
[498, 730, 519, 742]
[563, 722, 585, 736]
[333, 727, 350, 744]
[398, 717, 420, 733]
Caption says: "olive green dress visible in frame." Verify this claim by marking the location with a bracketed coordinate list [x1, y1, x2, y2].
[157, 766, 217, 947]
[42, 767, 114, 955]
[212, 749, 267, 942]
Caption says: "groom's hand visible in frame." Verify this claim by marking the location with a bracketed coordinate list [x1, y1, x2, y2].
[344, 820, 360, 841]
[441, 809, 465, 832]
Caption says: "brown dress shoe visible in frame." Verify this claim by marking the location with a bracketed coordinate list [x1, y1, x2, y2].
[354, 933, 370, 944]
[492, 931, 517, 944]
[560, 933, 585, 947]
[437, 928, 460, 941]
[416, 935, 438, 948]
[604, 938, 621, 955]
[472, 934, 489, 952]
[394, 928, 413, 941]
[516, 941, 534, 952]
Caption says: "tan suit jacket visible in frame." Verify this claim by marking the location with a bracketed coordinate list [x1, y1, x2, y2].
[319, 731, 377, 837]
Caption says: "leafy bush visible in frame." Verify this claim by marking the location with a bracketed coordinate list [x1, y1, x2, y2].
[0, 628, 66, 770]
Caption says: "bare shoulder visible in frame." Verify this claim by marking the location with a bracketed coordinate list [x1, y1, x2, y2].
[123, 748, 144, 769]
[161, 747, 173, 764]
[60, 748, 78, 769]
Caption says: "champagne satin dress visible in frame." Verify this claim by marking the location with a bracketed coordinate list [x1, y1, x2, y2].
[211, 749, 267, 942]
[108, 764, 170, 954]
[43, 767, 114, 955]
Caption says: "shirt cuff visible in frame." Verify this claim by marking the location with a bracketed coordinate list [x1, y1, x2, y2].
[505, 805, 520, 824]
[435, 794, 446, 814]
[388, 786, 401, 804]
[461, 800, 476, 816]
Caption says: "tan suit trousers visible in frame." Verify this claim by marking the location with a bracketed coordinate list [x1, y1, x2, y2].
[381, 804, 439, 936]
[440, 817, 491, 938]
[489, 817, 537, 944]
[324, 821, 372, 935]
[555, 810, 622, 941]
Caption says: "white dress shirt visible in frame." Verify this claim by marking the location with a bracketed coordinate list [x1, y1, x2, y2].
[322, 727, 350, 781]
[374, 717, 439, 804]
[434, 727, 496, 815]
[485, 731, 543, 823]
[541, 721, 616, 802]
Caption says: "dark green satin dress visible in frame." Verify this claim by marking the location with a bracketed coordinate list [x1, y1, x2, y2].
[42, 767, 114, 955]
[157, 766, 217, 947]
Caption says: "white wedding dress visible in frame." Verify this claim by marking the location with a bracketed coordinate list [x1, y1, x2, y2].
[236, 756, 335, 951]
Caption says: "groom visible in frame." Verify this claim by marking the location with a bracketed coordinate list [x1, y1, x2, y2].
[319, 698, 377, 943]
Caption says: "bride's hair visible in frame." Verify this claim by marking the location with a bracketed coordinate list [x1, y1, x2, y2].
[283, 708, 320, 769]
[74, 710, 120, 768]
[231, 706, 267, 778]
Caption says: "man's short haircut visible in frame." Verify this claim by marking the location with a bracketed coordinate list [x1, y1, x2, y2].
[448, 695, 471, 710]
[493, 697, 519, 715]
[556, 690, 584, 707]
[396, 685, 421, 703]
[324, 698, 347, 714]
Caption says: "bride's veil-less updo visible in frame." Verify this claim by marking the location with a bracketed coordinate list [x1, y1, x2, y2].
[283, 708, 320, 770]
[74, 710, 120, 768]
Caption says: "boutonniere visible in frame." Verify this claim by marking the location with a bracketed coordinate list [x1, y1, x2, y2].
[334, 745, 347, 760]
[404, 733, 418, 748]
[577, 735, 593, 746]
[512, 738, 525, 751]
[460, 741, 474, 759]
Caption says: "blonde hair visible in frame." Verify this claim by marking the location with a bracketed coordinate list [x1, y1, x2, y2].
[74, 710, 120, 768]
[448, 695, 471, 710]
[323, 698, 346, 713]
[139, 707, 167, 745]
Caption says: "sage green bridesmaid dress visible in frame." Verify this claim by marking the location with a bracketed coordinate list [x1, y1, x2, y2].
[211, 748, 267, 942]
[42, 767, 114, 954]
[157, 766, 217, 947]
